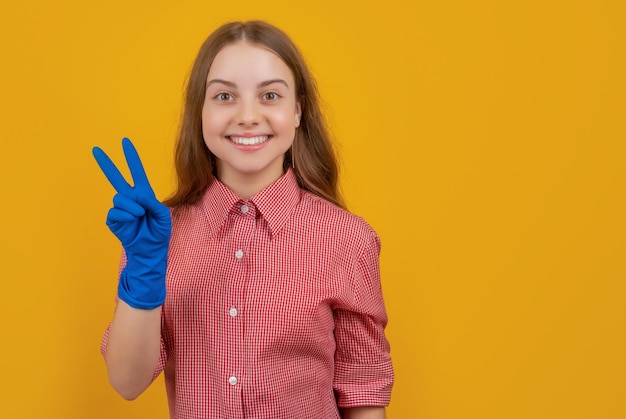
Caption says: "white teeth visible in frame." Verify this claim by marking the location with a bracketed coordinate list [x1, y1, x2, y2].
[229, 136, 269, 145]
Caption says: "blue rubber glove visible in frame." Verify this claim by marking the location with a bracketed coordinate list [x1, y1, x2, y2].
[92, 138, 171, 309]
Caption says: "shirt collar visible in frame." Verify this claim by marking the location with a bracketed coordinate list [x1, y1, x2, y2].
[201, 168, 301, 239]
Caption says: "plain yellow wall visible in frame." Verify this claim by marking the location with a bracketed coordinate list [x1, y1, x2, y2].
[1, 0, 625, 418]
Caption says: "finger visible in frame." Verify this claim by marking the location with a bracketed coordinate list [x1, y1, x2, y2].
[92, 146, 133, 195]
[121, 138, 154, 192]
[106, 207, 139, 224]
[113, 193, 146, 217]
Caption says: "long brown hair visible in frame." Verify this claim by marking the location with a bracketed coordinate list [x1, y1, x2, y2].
[163, 20, 345, 209]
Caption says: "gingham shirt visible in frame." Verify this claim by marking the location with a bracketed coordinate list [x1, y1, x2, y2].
[102, 169, 393, 418]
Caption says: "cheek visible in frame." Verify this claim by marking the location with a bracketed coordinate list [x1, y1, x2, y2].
[201, 106, 225, 137]
[271, 108, 297, 130]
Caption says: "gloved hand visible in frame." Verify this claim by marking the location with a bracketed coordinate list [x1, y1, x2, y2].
[92, 138, 171, 309]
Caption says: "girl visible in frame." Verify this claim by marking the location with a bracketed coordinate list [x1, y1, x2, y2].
[93, 20, 393, 419]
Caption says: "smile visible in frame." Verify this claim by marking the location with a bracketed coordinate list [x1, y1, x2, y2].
[228, 136, 270, 145]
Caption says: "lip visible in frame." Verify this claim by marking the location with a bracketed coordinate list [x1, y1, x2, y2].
[228, 132, 272, 138]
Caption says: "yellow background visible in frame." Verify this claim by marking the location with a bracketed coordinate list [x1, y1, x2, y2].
[1, 0, 624, 418]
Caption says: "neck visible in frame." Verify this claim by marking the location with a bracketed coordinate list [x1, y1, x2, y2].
[216, 167, 286, 199]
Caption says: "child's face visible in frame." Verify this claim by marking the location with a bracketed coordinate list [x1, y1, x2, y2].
[202, 41, 301, 188]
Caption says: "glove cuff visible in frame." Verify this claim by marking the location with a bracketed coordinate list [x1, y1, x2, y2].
[117, 268, 166, 310]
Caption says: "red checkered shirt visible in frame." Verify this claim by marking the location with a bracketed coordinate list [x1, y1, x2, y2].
[102, 169, 393, 418]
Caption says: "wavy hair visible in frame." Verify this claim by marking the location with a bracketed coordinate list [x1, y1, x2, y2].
[164, 20, 345, 209]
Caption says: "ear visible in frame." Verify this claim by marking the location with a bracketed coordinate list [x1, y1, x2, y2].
[295, 102, 302, 128]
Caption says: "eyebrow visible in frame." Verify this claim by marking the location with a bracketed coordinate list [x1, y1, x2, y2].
[206, 78, 290, 89]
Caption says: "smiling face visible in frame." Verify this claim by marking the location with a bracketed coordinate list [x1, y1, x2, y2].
[202, 41, 302, 197]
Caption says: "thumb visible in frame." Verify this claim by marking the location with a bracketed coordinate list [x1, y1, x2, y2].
[135, 192, 171, 222]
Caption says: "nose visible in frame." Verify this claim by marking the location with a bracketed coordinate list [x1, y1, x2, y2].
[237, 97, 261, 127]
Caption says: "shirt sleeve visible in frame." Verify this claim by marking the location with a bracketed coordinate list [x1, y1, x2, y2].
[99, 251, 167, 383]
[333, 229, 394, 407]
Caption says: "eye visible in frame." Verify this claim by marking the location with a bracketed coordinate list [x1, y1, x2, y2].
[215, 92, 233, 101]
[262, 91, 280, 101]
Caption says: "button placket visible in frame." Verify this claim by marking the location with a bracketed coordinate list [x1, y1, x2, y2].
[226, 200, 254, 404]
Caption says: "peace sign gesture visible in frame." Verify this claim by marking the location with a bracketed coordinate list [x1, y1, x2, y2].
[93, 138, 171, 309]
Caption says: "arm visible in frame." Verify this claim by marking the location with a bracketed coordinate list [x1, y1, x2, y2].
[105, 301, 162, 400]
[342, 406, 386, 419]
[93, 139, 171, 399]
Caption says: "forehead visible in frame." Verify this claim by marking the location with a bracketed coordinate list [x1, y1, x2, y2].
[207, 41, 295, 86]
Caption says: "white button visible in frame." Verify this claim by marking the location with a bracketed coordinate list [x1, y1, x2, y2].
[228, 376, 237, 385]
[235, 249, 243, 259]
[241, 204, 249, 213]
[229, 307, 238, 317]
